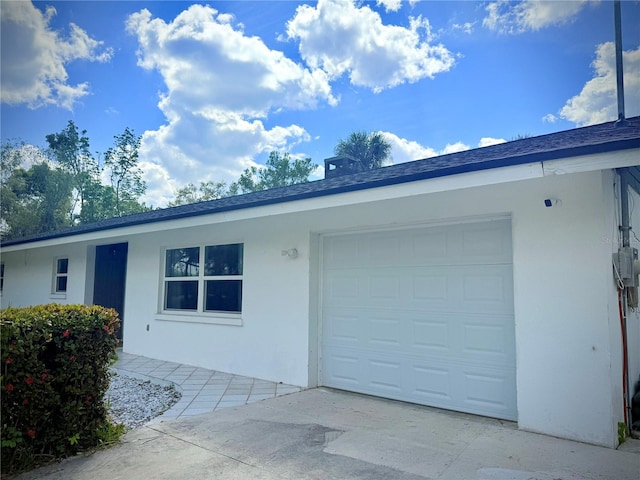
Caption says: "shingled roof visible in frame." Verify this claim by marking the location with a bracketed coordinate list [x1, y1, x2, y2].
[3, 116, 640, 247]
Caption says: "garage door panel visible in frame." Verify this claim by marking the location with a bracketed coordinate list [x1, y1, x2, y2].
[461, 225, 512, 259]
[411, 318, 450, 352]
[460, 365, 517, 416]
[412, 361, 515, 418]
[327, 274, 360, 299]
[325, 237, 371, 268]
[370, 275, 401, 299]
[462, 319, 515, 360]
[367, 358, 403, 393]
[369, 317, 402, 347]
[321, 219, 516, 421]
[325, 308, 513, 365]
[411, 364, 453, 401]
[324, 348, 516, 420]
[460, 267, 513, 310]
[326, 268, 512, 315]
[323, 350, 361, 386]
[369, 236, 402, 264]
[325, 312, 361, 344]
[413, 274, 448, 300]
[412, 231, 448, 260]
[325, 222, 511, 269]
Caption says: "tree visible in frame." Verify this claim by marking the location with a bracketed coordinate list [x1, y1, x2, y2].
[0, 141, 31, 238]
[26, 163, 74, 234]
[2, 122, 151, 240]
[168, 181, 228, 207]
[103, 127, 147, 217]
[334, 131, 392, 170]
[1, 142, 73, 240]
[45, 120, 100, 223]
[229, 151, 317, 195]
[511, 133, 532, 141]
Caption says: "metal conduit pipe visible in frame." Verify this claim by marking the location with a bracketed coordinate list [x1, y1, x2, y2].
[621, 172, 630, 248]
[614, 0, 627, 126]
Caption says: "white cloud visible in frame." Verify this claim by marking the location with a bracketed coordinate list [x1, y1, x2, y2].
[559, 42, 640, 126]
[483, 0, 596, 34]
[377, 0, 403, 13]
[478, 137, 506, 147]
[452, 22, 475, 35]
[382, 131, 438, 164]
[138, 160, 179, 208]
[126, 4, 337, 206]
[11, 144, 52, 170]
[0, 1, 112, 110]
[383, 132, 505, 165]
[441, 142, 470, 154]
[542, 113, 557, 123]
[286, 0, 455, 93]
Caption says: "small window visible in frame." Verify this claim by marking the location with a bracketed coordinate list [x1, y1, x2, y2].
[163, 244, 243, 314]
[0, 263, 4, 293]
[55, 258, 68, 293]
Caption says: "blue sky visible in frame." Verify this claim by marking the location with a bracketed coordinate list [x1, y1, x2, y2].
[2, 0, 639, 207]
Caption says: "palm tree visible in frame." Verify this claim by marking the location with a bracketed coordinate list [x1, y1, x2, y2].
[334, 131, 392, 170]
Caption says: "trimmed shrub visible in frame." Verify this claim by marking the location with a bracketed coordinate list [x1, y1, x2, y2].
[1, 304, 121, 474]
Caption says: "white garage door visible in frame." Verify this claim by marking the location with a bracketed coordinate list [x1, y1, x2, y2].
[321, 219, 516, 420]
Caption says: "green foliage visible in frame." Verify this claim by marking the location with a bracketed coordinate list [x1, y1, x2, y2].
[0, 304, 122, 475]
[229, 151, 317, 195]
[96, 421, 126, 446]
[168, 180, 228, 207]
[334, 130, 392, 170]
[511, 133, 532, 141]
[103, 127, 146, 217]
[618, 422, 629, 445]
[46, 120, 99, 222]
[26, 163, 74, 232]
[169, 151, 317, 205]
[1, 142, 73, 240]
[2, 122, 149, 240]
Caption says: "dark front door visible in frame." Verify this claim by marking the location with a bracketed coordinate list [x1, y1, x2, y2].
[93, 243, 128, 339]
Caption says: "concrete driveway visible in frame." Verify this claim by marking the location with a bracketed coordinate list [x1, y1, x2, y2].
[15, 388, 640, 480]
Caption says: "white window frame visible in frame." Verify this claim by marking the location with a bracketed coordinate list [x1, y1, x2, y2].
[51, 257, 69, 298]
[157, 243, 243, 326]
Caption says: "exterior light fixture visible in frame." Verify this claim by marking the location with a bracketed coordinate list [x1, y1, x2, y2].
[281, 248, 299, 259]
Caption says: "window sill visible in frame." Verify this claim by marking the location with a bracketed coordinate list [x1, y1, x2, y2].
[155, 312, 242, 327]
[49, 293, 67, 300]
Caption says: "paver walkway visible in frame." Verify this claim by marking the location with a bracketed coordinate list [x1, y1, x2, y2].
[112, 351, 302, 422]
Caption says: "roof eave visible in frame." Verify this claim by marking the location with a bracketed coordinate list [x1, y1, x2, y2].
[2, 131, 638, 248]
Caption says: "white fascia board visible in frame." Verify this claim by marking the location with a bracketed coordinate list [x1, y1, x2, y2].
[2, 162, 544, 252]
[542, 148, 639, 176]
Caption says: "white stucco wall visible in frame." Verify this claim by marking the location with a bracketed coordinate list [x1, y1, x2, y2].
[1, 242, 91, 308]
[0, 168, 624, 447]
[122, 219, 313, 386]
[510, 170, 618, 447]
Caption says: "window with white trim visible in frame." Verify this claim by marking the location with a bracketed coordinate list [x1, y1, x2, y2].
[54, 258, 68, 293]
[163, 243, 243, 314]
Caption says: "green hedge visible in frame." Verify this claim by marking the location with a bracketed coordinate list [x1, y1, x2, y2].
[1, 304, 121, 474]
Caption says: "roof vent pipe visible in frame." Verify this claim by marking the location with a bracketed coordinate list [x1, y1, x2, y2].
[614, 0, 629, 127]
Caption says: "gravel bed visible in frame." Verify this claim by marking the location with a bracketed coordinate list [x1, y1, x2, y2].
[106, 371, 181, 430]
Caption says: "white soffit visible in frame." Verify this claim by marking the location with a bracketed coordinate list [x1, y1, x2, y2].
[542, 148, 639, 176]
